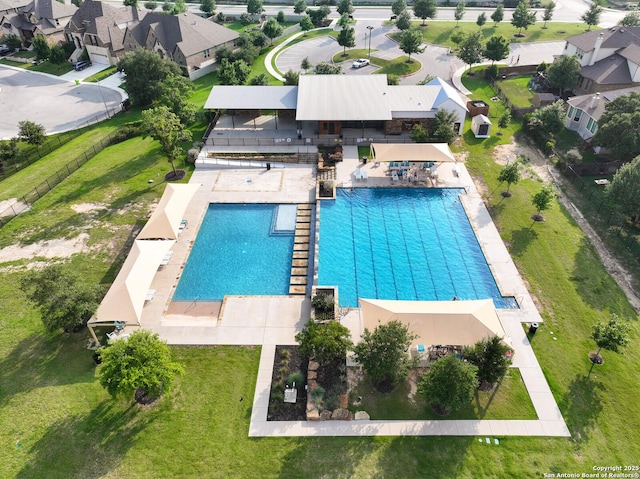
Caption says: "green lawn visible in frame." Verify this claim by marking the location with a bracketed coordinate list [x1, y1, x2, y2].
[332, 49, 422, 76]
[495, 75, 535, 108]
[84, 66, 118, 83]
[397, 22, 597, 49]
[1, 39, 640, 477]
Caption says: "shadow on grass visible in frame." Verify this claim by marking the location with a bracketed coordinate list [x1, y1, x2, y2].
[508, 226, 539, 257]
[559, 374, 604, 446]
[16, 400, 155, 479]
[0, 332, 96, 408]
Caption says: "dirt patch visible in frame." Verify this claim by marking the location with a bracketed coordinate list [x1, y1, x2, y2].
[0, 233, 89, 264]
[407, 369, 421, 402]
[493, 141, 552, 182]
[71, 202, 106, 214]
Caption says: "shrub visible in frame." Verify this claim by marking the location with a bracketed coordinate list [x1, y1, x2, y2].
[240, 12, 252, 25]
[311, 292, 334, 313]
[215, 11, 226, 23]
[565, 148, 582, 163]
[486, 64, 499, 80]
[286, 372, 305, 388]
[277, 10, 285, 23]
[310, 385, 325, 400]
[537, 61, 547, 72]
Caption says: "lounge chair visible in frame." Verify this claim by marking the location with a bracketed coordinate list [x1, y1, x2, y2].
[453, 163, 461, 177]
[145, 289, 156, 302]
[355, 168, 362, 181]
[391, 171, 398, 183]
[160, 251, 173, 266]
[362, 170, 368, 181]
[178, 219, 187, 234]
[402, 170, 408, 182]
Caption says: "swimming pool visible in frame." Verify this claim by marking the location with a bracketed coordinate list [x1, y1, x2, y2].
[173, 204, 294, 301]
[318, 188, 516, 308]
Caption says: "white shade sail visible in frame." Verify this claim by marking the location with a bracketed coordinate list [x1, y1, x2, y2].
[370, 143, 456, 163]
[359, 298, 506, 347]
[137, 183, 201, 240]
[89, 239, 175, 326]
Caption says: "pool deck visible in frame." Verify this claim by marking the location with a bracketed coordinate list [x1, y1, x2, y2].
[137, 146, 569, 438]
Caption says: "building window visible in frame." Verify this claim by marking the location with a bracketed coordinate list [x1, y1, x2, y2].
[587, 117, 597, 134]
[573, 109, 582, 122]
[576, 48, 584, 59]
[567, 106, 575, 119]
[203, 49, 210, 58]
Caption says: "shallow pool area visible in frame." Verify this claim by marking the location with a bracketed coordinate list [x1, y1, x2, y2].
[318, 188, 517, 308]
[173, 203, 294, 301]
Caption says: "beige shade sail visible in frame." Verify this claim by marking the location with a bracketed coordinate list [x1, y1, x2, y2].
[370, 143, 456, 163]
[89, 239, 175, 326]
[359, 298, 506, 347]
[137, 183, 201, 240]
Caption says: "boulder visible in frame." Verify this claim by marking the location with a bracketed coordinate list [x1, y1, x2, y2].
[307, 370, 317, 380]
[320, 409, 333, 420]
[308, 360, 320, 371]
[330, 408, 352, 421]
[354, 411, 370, 421]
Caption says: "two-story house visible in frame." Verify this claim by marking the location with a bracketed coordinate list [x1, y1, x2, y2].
[1, 0, 76, 45]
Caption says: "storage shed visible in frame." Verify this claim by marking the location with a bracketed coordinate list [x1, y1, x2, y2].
[471, 114, 492, 138]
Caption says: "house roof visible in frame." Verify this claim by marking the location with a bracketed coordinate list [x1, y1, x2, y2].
[580, 53, 633, 84]
[129, 12, 238, 58]
[567, 27, 640, 54]
[66, 0, 143, 49]
[204, 86, 298, 110]
[30, 0, 76, 20]
[428, 76, 468, 110]
[567, 86, 640, 121]
[0, 0, 29, 12]
[296, 74, 392, 121]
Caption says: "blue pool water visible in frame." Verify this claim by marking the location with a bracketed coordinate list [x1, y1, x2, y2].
[318, 188, 517, 308]
[173, 204, 294, 301]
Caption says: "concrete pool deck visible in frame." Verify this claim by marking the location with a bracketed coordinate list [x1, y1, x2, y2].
[136, 147, 569, 438]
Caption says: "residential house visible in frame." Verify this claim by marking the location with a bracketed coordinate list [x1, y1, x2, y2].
[122, 12, 239, 80]
[565, 86, 640, 149]
[64, 0, 144, 65]
[204, 75, 467, 138]
[1, 0, 76, 45]
[563, 26, 640, 95]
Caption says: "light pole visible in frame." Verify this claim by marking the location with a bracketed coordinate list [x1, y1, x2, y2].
[366, 26, 374, 60]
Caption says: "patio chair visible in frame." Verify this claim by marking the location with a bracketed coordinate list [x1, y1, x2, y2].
[362, 170, 368, 181]
[160, 251, 173, 266]
[391, 171, 398, 183]
[145, 289, 156, 302]
[402, 170, 408, 182]
[355, 168, 362, 181]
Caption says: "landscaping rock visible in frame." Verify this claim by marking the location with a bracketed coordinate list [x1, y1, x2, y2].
[309, 360, 320, 371]
[307, 370, 317, 380]
[320, 409, 333, 420]
[354, 411, 370, 421]
[331, 408, 352, 421]
[307, 404, 320, 420]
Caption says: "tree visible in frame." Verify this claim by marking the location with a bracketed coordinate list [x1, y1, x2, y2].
[476, 12, 486, 29]
[263, 17, 283, 44]
[117, 49, 182, 106]
[98, 330, 184, 404]
[141, 106, 192, 174]
[308, 5, 331, 26]
[531, 184, 555, 221]
[20, 264, 103, 333]
[217, 58, 251, 85]
[249, 73, 270, 85]
[336, 0, 354, 15]
[542, 1, 555, 28]
[591, 314, 630, 364]
[454, 0, 465, 26]
[162, 0, 172, 12]
[283, 69, 300, 85]
[246, 0, 263, 16]
[432, 109, 459, 144]
[157, 73, 196, 125]
[619, 11, 640, 27]
[391, 0, 407, 16]
[353, 320, 417, 391]
[497, 161, 520, 197]
[295, 319, 353, 364]
[144, 0, 157, 10]
[32, 36, 50, 62]
[0, 137, 20, 165]
[301, 57, 312, 71]
[581, 3, 602, 31]
[300, 14, 313, 33]
[484, 35, 509, 64]
[17, 120, 46, 145]
[48, 45, 66, 64]
[399, 28, 425, 62]
[277, 10, 285, 23]
[592, 93, 640, 161]
[413, 0, 437, 26]
[123, 0, 137, 5]
[546, 55, 580, 96]
[337, 25, 355, 55]
[463, 336, 512, 390]
[337, 12, 350, 28]
[497, 110, 511, 134]
[200, 0, 215, 14]
[171, 0, 186, 13]
[315, 62, 342, 74]
[491, 4, 504, 25]
[605, 155, 640, 223]
[3, 34, 21, 51]
[396, 10, 412, 31]
[410, 123, 430, 143]
[418, 354, 478, 415]
[511, 0, 536, 36]
[293, 0, 307, 14]
[456, 30, 483, 69]
[528, 100, 565, 135]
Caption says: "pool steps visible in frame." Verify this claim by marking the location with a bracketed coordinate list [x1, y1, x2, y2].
[289, 204, 312, 295]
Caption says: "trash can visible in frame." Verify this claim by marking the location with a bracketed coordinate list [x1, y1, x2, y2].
[266, 162, 271, 171]
[362, 156, 367, 164]
[528, 322, 539, 335]
[92, 352, 102, 365]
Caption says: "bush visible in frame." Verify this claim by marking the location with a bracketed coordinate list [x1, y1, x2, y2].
[311, 292, 334, 313]
[537, 61, 547, 72]
[565, 148, 582, 163]
[215, 11, 225, 23]
[486, 64, 499, 80]
[240, 12, 252, 25]
[310, 385, 326, 400]
[286, 372, 305, 388]
[277, 10, 286, 23]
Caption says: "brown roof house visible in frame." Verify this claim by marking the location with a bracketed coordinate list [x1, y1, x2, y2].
[563, 26, 640, 95]
[64, 0, 145, 65]
[122, 12, 239, 80]
[1, 0, 76, 45]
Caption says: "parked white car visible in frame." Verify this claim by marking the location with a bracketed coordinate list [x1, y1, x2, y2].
[352, 58, 369, 69]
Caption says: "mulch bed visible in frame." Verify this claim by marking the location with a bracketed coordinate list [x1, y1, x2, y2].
[267, 346, 308, 421]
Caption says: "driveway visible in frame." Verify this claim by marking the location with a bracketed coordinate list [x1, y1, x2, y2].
[0, 65, 124, 140]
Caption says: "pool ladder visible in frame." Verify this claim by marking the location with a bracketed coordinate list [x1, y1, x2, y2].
[289, 204, 312, 295]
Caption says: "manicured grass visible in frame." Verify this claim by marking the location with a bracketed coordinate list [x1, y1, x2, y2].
[495, 75, 535, 108]
[332, 49, 422, 76]
[349, 369, 536, 420]
[31, 61, 74, 76]
[397, 22, 597, 49]
[84, 66, 118, 83]
[11, 50, 35, 58]
[0, 58, 29, 68]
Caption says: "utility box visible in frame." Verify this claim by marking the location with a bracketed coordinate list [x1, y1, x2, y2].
[466, 100, 489, 117]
